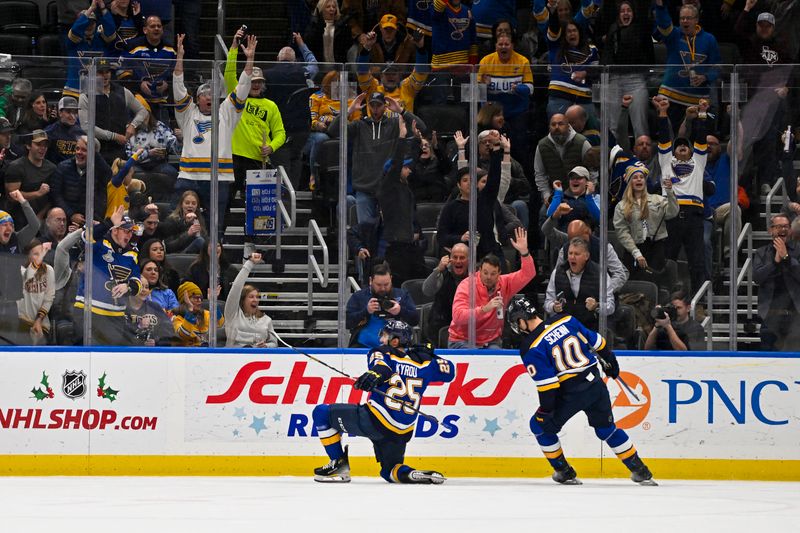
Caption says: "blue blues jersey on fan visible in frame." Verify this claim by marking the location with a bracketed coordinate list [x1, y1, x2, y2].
[365, 346, 455, 436]
[520, 315, 605, 396]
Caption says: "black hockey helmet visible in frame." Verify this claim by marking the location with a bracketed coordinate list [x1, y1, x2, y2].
[507, 295, 538, 334]
[381, 319, 413, 347]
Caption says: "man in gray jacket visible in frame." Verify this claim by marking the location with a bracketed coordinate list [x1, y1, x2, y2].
[542, 217, 629, 294]
[328, 91, 424, 225]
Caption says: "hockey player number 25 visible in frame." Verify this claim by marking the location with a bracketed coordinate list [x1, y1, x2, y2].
[384, 376, 423, 415]
[551, 336, 590, 372]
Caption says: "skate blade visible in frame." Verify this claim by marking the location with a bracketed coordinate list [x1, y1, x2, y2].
[557, 478, 583, 485]
[426, 473, 446, 485]
[314, 474, 351, 483]
[409, 471, 447, 484]
[636, 479, 658, 486]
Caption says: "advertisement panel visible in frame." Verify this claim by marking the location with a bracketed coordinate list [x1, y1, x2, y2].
[0, 349, 798, 478]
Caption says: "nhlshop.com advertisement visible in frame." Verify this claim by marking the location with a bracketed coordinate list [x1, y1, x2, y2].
[0, 351, 167, 455]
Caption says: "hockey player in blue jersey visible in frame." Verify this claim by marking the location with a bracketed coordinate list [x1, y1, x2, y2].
[312, 319, 456, 483]
[507, 295, 656, 485]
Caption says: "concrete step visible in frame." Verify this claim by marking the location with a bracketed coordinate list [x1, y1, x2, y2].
[264, 304, 340, 312]
[275, 332, 339, 339]
[273, 319, 339, 329]
[259, 291, 340, 300]
[228, 207, 313, 216]
[251, 276, 341, 285]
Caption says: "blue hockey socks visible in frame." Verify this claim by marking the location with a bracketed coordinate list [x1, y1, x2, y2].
[531, 416, 568, 470]
[312, 404, 343, 460]
[595, 424, 640, 469]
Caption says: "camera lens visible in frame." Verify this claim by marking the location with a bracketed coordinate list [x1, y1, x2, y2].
[380, 298, 394, 312]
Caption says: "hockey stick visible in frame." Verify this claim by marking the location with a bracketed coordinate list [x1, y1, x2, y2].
[615, 376, 641, 402]
[273, 333, 441, 424]
[593, 349, 641, 402]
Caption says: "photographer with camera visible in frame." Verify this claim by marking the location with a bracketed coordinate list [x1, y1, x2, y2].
[644, 290, 704, 350]
[346, 262, 419, 348]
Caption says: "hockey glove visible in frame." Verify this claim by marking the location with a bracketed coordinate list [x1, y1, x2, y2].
[354, 370, 382, 391]
[597, 348, 620, 379]
[534, 408, 559, 434]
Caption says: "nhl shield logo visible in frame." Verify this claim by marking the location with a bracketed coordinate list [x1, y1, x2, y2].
[62, 370, 87, 399]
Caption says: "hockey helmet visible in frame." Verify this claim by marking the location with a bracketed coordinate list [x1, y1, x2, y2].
[380, 319, 413, 347]
[507, 295, 538, 334]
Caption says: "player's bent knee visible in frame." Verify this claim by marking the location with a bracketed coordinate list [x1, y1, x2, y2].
[312, 404, 331, 428]
[594, 424, 616, 441]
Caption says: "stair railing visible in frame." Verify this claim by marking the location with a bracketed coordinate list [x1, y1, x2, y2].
[347, 277, 361, 293]
[765, 177, 786, 223]
[215, 34, 226, 62]
[690, 280, 714, 351]
[734, 223, 754, 322]
[694, 222, 753, 350]
[307, 219, 329, 316]
[216, 1, 225, 58]
[277, 165, 296, 228]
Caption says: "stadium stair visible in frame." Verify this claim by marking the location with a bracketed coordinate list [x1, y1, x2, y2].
[223, 189, 342, 346]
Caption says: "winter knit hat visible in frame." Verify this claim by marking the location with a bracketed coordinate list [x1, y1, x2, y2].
[0, 210, 13, 225]
[177, 281, 202, 302]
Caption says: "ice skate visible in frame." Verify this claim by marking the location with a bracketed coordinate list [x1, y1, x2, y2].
[631, 463, 657, 486]
[552, 465, 582, 485]
[407, 469, 446, 484]
[314, 446, 351, 483]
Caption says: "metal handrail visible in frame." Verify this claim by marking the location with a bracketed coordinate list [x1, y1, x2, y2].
[216, 2, 225, 59]
[735, 223, 755, 320]
[765, 177, 787, 223]
[690, 280, 713, 350]
[307, 219, 329, 316]
[277, 165, 296, 228]
[347, 276, 361, 293]
[215, 34, 227, 61]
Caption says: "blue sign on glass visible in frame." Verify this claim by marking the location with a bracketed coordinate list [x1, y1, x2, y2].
[245, 169, 282, 235]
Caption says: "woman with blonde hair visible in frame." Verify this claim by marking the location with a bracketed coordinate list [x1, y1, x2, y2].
[161, 189, 207, 254]
[303, 0, 353, 65]
[224, 251, 278, 347]
[476, 102, 506, 134]
[613, 167, 679, 284]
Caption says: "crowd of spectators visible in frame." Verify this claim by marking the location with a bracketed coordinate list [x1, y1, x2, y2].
[0, 0, 799, 350]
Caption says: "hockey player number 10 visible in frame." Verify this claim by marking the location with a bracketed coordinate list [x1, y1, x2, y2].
[552, 336, 590, 373]
[384, 376, 423, 415]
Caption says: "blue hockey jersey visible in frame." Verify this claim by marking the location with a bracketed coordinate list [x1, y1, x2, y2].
[407, 0, 433, 36]
[64, 11, 118, 98]
[118, 37, 177, 105]
[75, 225, 142, 317]
[520, 315, 606, 400]
[366, 346, 455, 436]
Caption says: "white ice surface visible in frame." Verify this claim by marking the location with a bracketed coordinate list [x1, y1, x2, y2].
[1, 476, 798, 532]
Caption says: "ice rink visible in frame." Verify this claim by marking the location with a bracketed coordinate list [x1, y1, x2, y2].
[2, 476, 798, 532]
